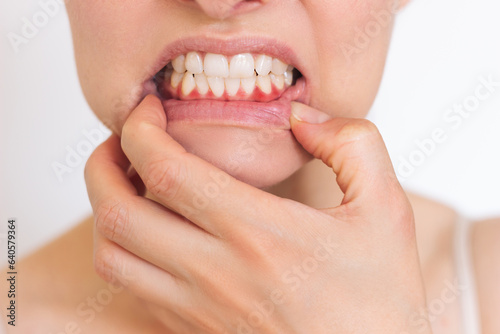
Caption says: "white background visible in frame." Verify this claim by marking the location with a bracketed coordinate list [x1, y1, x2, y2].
[1, 0, 499, 259]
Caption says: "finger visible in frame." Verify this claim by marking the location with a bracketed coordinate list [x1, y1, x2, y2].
[120, 95, 282, 236]
[93, 233, 186, 312]
[93, 234, 225, 333]
[85, 134, 137, 207]
[93, 190, 221, 280]
[86, 132, 213, 279]
[128, 166, 146, 196]
[290, 102, 409, 217]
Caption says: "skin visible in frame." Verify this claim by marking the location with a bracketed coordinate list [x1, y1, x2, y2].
[2, 0, 499, 333]
[65, 0, 402, 187]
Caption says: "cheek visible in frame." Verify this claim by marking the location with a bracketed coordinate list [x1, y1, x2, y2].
[66, 1, 160, 133]
[306, 0, 396, 117]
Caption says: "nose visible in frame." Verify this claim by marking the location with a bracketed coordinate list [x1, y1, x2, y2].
[191, 0, 266, 20]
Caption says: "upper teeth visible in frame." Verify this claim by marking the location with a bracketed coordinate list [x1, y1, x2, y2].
[165, 52, 295, 97]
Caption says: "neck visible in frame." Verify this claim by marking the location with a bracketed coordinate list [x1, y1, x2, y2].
[264, 159, 344, 209]
[266, 159, 458, 274]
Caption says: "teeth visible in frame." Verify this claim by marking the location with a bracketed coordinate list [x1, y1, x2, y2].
[271, 58, 288, 75]
[229, 53, 254, 78]
[225, 78, 240, 96]
[185, 52, 203, 74]
[171, 71, 184, 89]
[172, 55, 186, 73]
[255, 55, 272, 76]
[207, 76, 225, 97]
[195, 73, 209, 95]
[204, 53, 229, 78]
[270, 74, 285, 90]
[167, 52, 296, 97]
[182, 72, 196, 96]
[241, 74, 257, 94]
[284, 70, 293, 86]
[256, 75, 272, 94]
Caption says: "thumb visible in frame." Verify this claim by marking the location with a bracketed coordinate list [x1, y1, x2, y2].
[290, 102, 406, 214]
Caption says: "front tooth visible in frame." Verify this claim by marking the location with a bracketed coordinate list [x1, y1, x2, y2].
[225, 78, 240, 96]
[171, 71, 184, 89]
[229, 53, 254, 78]
[256, 75, 272, 94]
[270, 74, 285, 90]
[207, 77, 225, 97]
[271, 58, 288, 75]
[185, 52, 203, 74]
[195, 73, 209, 95]
[172, 55, 186, 73]
[284, 70, 293, 86]
[204, 53, 229, 78]
[255, 55, 272, 76]
[182, 72, 196, 96]
[241, 74, 256, 94]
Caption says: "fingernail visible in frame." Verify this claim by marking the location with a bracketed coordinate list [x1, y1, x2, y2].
[291, 102, 332, 124]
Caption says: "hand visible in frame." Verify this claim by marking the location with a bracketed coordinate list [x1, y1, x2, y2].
[85, 95, 431, 334]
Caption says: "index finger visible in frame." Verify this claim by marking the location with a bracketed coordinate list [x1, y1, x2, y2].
[120, 95, 281, 236]
[84, 134, 137, 208]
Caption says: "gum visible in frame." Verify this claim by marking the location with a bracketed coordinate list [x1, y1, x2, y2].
[159, 79, 288, 102]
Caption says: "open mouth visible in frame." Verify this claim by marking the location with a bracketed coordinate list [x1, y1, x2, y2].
[151, 48, 307, 129]
[154, 52, 303, 102]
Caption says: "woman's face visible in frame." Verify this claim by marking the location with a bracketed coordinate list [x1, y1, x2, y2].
[66, 0, 402, 188]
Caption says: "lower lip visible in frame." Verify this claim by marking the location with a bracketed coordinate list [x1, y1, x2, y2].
[161, 77, 307, 129]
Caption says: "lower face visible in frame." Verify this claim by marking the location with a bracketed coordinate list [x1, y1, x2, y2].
[66, 0, 398, 188]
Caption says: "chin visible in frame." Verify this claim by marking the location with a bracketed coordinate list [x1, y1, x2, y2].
[166, 122, 311, 189]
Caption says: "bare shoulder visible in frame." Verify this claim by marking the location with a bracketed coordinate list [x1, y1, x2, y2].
[0, 217, 163, 333]
[471, 217, 500, 334]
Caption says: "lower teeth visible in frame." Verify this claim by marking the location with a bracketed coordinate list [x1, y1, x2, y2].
[163, 69, 295, 98]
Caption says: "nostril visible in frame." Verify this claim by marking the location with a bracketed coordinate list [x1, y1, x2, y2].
[233, 0, 263, 11]
[191, 0, 265, 20]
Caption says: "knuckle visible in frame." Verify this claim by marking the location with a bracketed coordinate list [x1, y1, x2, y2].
[391, 196, 416, 240]
[323, 119, 382, 166]
[374, 190, 416, 245]
[336, 119, 380, 143]
[143, 156, 186, 201]
[94, 199, 131, 242]
[251, 230, 279, 257]
[313, 119, 382, 167]
[231, 225, 287, 276]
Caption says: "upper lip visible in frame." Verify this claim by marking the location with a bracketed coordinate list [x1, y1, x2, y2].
[144, 35, 308, 93]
